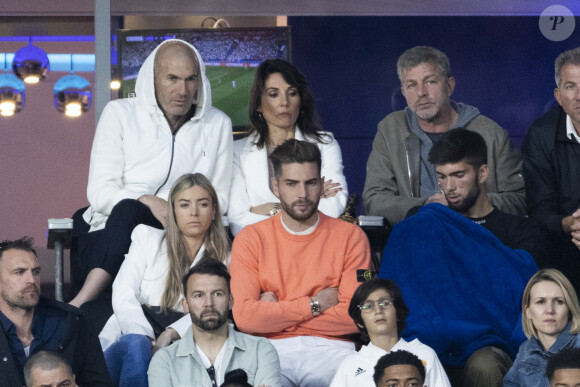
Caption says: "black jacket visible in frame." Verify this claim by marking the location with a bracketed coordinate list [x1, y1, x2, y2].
[0, 297, 111, 387]
[523, 105, 580, 294]
[523, 105, 580, 235]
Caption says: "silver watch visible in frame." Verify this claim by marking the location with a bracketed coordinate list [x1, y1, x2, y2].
[310, 298, 321, 316]
[269, 203, 281, 217]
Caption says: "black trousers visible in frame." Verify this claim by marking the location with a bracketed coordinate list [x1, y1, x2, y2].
[71, 199, 163, 296]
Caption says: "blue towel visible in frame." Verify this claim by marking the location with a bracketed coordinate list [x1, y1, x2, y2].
[378, 204, 538, 367]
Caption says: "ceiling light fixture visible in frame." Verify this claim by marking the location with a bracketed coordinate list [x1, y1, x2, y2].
[12, 38, 50, 84]
[0, 55, 26, 117]
[53, 55, 92, 118]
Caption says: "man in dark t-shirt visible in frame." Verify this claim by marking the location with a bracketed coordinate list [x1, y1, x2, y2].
[407, 127, 551, 267]
[404, 128, 551, 387]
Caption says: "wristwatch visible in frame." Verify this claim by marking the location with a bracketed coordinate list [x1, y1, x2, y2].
[269, 203, 281, 217]
[310, 298, 321, 316]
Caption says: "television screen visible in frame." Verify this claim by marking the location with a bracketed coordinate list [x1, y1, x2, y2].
[117, 27, 292, 130]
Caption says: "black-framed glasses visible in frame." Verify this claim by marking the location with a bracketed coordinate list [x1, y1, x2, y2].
[357, 297, 394, 313]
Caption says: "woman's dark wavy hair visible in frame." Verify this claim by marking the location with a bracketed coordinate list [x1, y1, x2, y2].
[248, 59, 329, 148]
[348, 278, 409, 343]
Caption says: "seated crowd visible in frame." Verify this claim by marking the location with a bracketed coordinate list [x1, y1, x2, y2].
[1, 38, 580, 387]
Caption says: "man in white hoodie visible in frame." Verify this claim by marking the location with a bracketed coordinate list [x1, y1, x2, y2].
[70, 39, 233, 307]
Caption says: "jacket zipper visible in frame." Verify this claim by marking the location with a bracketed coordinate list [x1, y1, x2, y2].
[404, 143, 414, 197]
[154, 134, 176, 195]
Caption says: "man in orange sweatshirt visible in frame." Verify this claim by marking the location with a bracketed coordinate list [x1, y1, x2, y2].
[230, 139, 371, 386]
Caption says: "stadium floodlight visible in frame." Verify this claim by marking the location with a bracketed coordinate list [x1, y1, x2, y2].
[12, 39, 50, 84]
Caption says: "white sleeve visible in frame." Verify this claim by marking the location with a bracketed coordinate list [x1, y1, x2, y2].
[207, 114, 233, 215]
[87, 102, 143, 216]
[228, 144, 268, 236]
[329, 356, 350, 387]
[317, 133, 348, 218]
[425, 347, 452, 387]
[167, 314, 191, 338]
[112, 225, 158, 339]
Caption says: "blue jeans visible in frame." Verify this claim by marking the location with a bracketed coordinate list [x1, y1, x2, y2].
[104, 334, 151, 387]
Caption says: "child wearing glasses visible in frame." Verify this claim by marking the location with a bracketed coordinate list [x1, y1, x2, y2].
[330, 278, 450, 387]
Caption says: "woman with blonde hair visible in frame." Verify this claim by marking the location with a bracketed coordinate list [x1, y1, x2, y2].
[504, 268, 580, 386]
[99, 173, 229, 387]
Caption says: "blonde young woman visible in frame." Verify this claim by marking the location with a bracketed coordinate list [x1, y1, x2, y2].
[504, 269, 580, 386]
[99, 173, 229, 387]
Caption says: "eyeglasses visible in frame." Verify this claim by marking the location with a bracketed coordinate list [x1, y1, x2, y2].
[358, 297, 394, 312]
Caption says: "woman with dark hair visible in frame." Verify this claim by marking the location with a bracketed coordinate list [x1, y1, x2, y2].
[98, 173, 230, 387]
[504, 269, 580, 386]
[228, 59, 348, 235]
[330, 278, 449, 387]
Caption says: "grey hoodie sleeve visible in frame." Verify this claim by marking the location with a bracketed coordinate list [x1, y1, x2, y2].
[469, 116, 527, 216]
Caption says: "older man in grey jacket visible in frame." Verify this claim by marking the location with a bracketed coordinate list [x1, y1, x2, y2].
[363, 46, 525, 227]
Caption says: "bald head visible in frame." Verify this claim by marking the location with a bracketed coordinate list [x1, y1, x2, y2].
[24, 351, 76, 387]
[154, 41, 197, 72]
[153, 41, 200, 130]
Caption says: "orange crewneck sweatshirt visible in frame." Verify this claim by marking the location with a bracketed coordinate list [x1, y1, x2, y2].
[231, 212, 371, 341]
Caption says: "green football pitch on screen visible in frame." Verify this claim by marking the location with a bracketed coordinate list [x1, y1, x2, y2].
[121, 65, 255, 128]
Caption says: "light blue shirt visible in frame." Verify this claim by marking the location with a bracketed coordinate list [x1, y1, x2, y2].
[148, 324, 281, 387]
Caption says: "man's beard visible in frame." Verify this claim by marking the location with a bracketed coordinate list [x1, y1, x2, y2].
[414, 99, 444, 122]
[447, 184, 480, 214]
[279, 198, 319, 222]
[1, 285, 40, 311]
[191, 308, 228, 331]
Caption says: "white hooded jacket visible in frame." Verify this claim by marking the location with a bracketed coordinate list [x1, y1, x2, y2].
[83, 39, 233, 231]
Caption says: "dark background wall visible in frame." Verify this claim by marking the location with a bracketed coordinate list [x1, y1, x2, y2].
[289, 16, 580, 211]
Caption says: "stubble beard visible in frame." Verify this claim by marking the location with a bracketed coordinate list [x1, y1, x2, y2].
[279, 199, 319, 222]
[191, 308, 228, 332]
[415, 102, 442, 123]
[1, 286, 40, 312]
[447, 184, 480, 215]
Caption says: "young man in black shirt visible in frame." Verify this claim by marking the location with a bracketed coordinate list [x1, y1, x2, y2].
[401, 128, 552, 387]
[413, 127, 552, 267]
